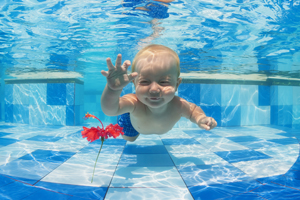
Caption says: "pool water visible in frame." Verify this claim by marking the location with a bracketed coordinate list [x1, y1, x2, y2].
[0, 123, 300, 199]
[1, 0, 300, 199]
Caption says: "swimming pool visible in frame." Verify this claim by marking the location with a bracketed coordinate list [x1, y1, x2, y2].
[1, 0, 300, 199]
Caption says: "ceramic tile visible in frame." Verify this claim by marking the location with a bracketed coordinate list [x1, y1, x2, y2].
[118, 154, 174, 167]
[188, 180, 261, 200]
[195, 137, 249, 152]
[123, 145, 168, 154]
[165, 144, 207, 154]
[26, 135, 63, 142]
[35, 181, 108, 200]
[215, 149, 271, 163]
[232, 158, 296, 179]
[251, 182, 300, 199]
[170, 152, 228, 166]
[110, 166, 186, 187]
[41, 162, 116, 187]
[66, 152, 121, 167]
[159, 129, 192, 139]
[0, 180, 39, 200]
[22, 188, 72, 200]
[178, 164, 252, 186]
[0, 159, 59, 182]
[19, 149, 76, 163]
[161, 138, 200, 145]
[105, 187, 194, 200]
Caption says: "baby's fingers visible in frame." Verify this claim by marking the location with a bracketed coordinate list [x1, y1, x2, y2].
[128, 72, 138, 81]
[101, 70, 109, 77]
[106, 57, 115, 71]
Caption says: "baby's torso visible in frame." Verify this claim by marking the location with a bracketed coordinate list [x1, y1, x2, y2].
[130, 97, 183, 135]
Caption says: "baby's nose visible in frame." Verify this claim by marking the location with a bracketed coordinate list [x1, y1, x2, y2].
[149, 82, 160, 93]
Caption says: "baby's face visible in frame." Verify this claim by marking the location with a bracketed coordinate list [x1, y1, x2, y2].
[133, 54, 181, 109]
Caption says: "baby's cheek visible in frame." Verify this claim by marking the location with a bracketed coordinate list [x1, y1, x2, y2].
[162, 87, 176, 94]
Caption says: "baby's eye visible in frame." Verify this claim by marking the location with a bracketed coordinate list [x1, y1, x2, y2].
[160, 81, 170, 85]
[139, 80, 150, 85]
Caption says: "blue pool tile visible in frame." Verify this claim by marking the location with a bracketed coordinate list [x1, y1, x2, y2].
[258, 85, 270, 106]
[239, 140, 279, 149]
[47, 83, 67, 105]
[92, 138, 127, 146]
[0, 181, 39, 200]
[80, 145, 124, 155]
[66, 105, 75, 126]
[189, 180, 262, 200]
[19, 149, 75, 163]
[0, 174, 15, 187]
[0, 138, 19, 146]
[118, 154, 174, 167]
[199, 105, 222, 126]
[178, 164, 251, 186]
[214, 149, 271, 163]
[161, 138, 200, 145]
[0, 132, 12, 137]
[0, 125, 15, 129]
[35, 181, 107, 200]
[225, 192, 266, 199]
[251, 183, 300, 199]
[285, 170, 300, 180]
[227, 136, 262, 143]
[221, 105, 241, 126]
[183, 129, 222, 138]
[5, 103, 13, 123]
[5, 175, 38, 185]
[26, 135, 63, 142]
[271, 105, 293, 126]
[258, 175, 300, 190]
[221, 85, 241, 106]
[178, 83, 200, 104]
[0, 159, 60, 182]
[123, 145, 168, 154]
[22, 188, 72, 200]
[268, 137, 299, 145]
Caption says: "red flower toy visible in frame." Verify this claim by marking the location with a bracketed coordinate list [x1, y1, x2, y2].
[81, 113, 124, 183]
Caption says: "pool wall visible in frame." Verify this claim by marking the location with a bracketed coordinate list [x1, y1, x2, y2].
[0, 77, 299, 128]
[3, 80, 84, 126]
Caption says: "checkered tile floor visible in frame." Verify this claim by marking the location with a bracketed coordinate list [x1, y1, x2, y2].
[0, 123, 300, 199]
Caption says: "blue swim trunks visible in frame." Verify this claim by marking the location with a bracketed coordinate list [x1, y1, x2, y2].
[118, 113, 139, 137]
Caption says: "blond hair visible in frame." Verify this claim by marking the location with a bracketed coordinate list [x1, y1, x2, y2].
[132, 44, 180, 77]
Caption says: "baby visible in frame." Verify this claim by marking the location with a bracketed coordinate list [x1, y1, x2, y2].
[101, 44, 217, 142]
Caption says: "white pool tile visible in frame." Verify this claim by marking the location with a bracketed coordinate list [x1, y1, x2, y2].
[169, 152, 228, 166]
[66, 152, 121, 166]
[165, 144, 207, 154]
[159, 129, 192, 139]
[105, 187, 194, 200]
[110, 166, 186, 187]
[256, 144, 299, 163]
[232, 158, 296, 179]
[41, 162, 116, 187]
[195, 137, 249, 152]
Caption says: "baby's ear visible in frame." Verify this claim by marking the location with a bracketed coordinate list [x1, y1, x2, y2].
[176, 77, 182, 90]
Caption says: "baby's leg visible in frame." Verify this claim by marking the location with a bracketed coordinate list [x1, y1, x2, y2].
[122, 133, 140, 142]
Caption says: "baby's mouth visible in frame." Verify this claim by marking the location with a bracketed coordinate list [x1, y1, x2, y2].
[149, 97, 161, 101]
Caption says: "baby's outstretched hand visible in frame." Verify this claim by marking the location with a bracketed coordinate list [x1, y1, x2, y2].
[198, 117, 217, 131]
[101, 54, 138, 91]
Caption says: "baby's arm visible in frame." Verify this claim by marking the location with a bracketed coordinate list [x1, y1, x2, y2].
[101, 54, 138, 116]
[180, 98, 217, 130]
